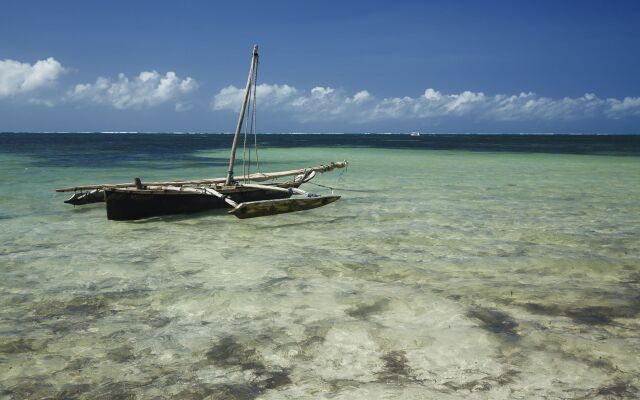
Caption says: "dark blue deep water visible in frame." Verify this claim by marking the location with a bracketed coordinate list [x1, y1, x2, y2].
[0, 133, 639, 171]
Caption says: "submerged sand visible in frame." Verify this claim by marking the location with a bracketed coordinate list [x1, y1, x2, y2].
[1, 145, 639, 399]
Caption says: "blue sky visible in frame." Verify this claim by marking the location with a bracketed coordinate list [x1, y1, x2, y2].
[1, 0, 639, 133]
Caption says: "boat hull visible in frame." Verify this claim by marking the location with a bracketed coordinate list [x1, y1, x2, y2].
[230, 195, 341, 219]
[105, 187, 292, 221]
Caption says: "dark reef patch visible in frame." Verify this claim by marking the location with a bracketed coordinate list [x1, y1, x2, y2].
[258, 370, 292, 390]
[174, 383, 263, 400]
[595, 380, 639, 398]
[0, 337, 38, 354]
[4, 379, 55, 400]
[54, 383, 92, 399]
[301, 335, 325, 348]
[342, 262, 382, 276]
[522, 302, 560, 316]
[467, 307, 519, 338]
[294, 325, 329, 361]
[31, 289, 150, 321]
[90, 380, 146, 400]
[107, 344, 136, 363]
[145, 315, 172, 328]
[345, 298, 390, 319]
[208, 383, 262, 400]
[303, 323, 331, 342]
[566, 307, 614, 325]
[261, 276, 294, 289]
[64, 356, 94, 370]
[523, 300, 640, 326]
[32, 295, 110, 319]
[205, 336, 266, 371]
[202, 336, 291, 396]
[531, 339, 620, 374]
[376, 350, 414, 383]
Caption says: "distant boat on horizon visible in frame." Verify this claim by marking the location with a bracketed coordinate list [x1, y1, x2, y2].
[409, 132, 421, 137]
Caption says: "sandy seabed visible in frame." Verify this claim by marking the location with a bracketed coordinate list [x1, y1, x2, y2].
[1, 145, 639, 399]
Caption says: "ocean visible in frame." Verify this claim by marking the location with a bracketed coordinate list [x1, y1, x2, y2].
[1, 133, 639, 399]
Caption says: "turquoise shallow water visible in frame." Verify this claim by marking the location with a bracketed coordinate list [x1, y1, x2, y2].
[1, 134, 640, 399]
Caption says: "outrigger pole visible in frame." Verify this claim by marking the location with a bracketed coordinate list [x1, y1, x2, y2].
[55, 161, 348, 193]
[225, 44, 259, 185]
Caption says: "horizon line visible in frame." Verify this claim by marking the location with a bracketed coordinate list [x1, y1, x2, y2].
[1, 131, 640, 136]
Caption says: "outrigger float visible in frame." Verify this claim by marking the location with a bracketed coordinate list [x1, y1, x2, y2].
[56, 45, 347, 220]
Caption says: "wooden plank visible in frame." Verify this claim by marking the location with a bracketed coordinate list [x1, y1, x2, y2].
[229, 195, 340, 219]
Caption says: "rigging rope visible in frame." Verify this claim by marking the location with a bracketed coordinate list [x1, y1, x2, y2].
[241, 54, 260, 182]
[252, 58, 260, 173]
[303, 166, 356, 194]
[242, 87, 251, 182]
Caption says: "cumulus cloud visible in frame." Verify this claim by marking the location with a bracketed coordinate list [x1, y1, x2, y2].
[607, 96, 640, 118]
[212, 83, 296, 111]
[174, 102, 193, 112]
[212, 83, 640, 123]
[68, 70, 197, 109]
[213, 83, 368, 121]
[0, 57, 64, 97]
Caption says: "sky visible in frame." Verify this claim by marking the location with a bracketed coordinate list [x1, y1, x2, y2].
[1, 0, 639, 133]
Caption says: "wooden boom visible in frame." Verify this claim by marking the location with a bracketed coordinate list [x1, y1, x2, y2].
[55, 160, 348, 192]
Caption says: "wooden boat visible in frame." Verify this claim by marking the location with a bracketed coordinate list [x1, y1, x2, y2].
[56, 45, 347, 220]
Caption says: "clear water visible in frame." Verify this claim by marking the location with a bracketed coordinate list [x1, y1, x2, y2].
[1, 134, 639, 399]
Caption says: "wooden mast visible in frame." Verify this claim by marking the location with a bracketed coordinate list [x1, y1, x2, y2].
[225, 44, 259, 185]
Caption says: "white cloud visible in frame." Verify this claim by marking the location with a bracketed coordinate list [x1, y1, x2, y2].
[211, 83, 640, 123]
[174, 102, 193, 112]
[311, 86, 334, 98]
[607, 96, 640, 118]
[349, 90, 371, 104]
[212, 83, 296, 111]
[0, 57, 64, 97]
[213, 83, 360, 121]
[68, 70, 197, 109]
